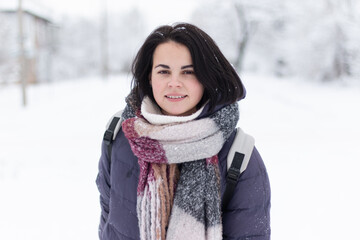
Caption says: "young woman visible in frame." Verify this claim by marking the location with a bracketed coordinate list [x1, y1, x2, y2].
[96, 23, 271, 240]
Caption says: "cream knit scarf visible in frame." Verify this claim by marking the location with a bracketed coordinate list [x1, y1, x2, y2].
[122, 97, 239, 240]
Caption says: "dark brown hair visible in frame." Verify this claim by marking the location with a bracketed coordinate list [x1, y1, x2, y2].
[130, 22, 245, 112]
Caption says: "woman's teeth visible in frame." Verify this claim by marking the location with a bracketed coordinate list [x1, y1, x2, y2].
[166, 95, 186, 99]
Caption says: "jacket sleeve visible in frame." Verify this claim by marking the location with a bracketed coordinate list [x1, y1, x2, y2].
[222, 146, 271, 240]
[96, 141, 111, 238]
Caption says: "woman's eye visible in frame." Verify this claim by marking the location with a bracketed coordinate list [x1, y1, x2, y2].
[158, 70, 169, 74]
[183, 70, 194, 75]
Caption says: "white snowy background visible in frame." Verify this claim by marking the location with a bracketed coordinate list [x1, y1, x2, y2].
[1, 74, 359, 239]
[1, 0, 360, 239]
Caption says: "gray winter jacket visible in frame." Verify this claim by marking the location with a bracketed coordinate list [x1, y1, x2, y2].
[96, 105, 271, 240]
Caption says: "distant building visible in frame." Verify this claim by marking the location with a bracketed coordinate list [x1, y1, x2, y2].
[0, 1, 56, 84]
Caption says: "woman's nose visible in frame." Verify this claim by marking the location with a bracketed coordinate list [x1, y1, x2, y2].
[167, 75, 182, 87]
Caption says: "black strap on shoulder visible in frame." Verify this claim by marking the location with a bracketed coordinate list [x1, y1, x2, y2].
[103, 117, 121, 166]
[222, 151, 245, 211]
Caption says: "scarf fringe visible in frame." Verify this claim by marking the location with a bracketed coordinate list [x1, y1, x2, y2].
[138, 164, 179, 240]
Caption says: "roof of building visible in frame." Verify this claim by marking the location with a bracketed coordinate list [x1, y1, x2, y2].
[0, 0, 54, 23]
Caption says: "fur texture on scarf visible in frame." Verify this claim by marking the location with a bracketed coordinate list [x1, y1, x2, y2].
[122, 97, 239, 240]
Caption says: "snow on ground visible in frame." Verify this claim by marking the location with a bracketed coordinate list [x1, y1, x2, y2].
[240, 74, 360, 239]
[0, 73, 359, 239]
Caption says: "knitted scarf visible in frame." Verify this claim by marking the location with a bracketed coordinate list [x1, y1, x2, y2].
[122, 97, 239, 240]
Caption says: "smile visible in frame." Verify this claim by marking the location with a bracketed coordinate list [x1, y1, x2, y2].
[165, 95, 187, 99]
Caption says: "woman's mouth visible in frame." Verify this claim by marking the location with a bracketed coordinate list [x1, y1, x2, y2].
[165, 95, 187, 101]
[166, 95, 186, 99]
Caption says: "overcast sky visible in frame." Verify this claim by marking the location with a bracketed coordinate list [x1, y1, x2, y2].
[0, 0, 202, 31]
[42, 0, 201, 30]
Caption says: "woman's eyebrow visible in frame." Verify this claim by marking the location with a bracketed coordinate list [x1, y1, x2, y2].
[154, 64, 170, 69]
[154, 64, 193, 69]
[181, 65, 194, 69]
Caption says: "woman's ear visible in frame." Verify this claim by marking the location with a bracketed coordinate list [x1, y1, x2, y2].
[149, 73, 152, 86]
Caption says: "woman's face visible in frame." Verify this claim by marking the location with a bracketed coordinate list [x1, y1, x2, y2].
[150, 41, 204, 116]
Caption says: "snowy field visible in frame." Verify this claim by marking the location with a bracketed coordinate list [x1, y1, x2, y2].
[0, 73, 359, 239]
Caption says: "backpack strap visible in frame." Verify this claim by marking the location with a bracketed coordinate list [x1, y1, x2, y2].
[103, 110, 123, 165]
[222, 127, 255, 210]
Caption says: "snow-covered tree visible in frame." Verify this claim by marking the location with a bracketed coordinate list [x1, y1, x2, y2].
[52, 16, 101, 80]
[279, 0, 360, 81]
[191, 1, 240, 65]
[231, 0, 285, 72]
[191, 0, 360, 82]
[51, 8, 146, 80]
[191, 0, 284, 73]
[107, 8, 146, 74]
